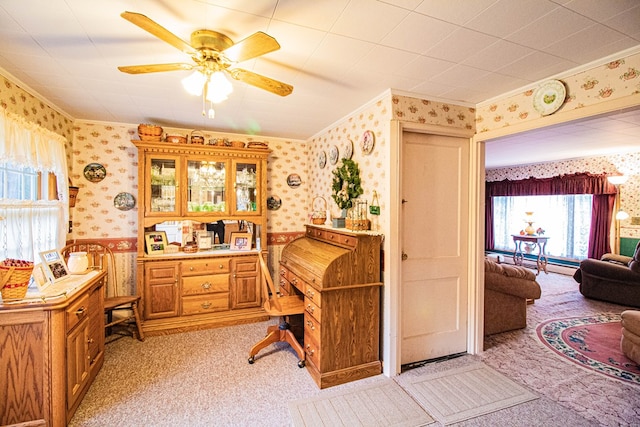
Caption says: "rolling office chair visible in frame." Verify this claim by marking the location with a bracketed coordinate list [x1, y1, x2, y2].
[62, 242, 144, 341]
[248, 252, 305, 367]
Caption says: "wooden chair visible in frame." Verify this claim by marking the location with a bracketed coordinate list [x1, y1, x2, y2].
[248, 252, 305, 367]
[61, 242, 144, 341]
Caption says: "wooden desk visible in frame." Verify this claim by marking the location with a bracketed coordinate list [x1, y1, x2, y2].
[279, 225, 382, 389]
[512, 234, 549, 275]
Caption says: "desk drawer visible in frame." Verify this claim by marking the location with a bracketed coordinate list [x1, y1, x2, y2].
[181, 293, 229, 315]
[66, 293, 90, 332]
[304, 312, 321, 344]
[182, 274, 229, 295]
[305, 298, 321, 323]
[304, 330, 321, 368]
[278, 277, 291, 296]
[182, 259, 230, 276]
[303, 283, 321, 307]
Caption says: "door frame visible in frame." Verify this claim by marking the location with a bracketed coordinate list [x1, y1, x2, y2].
[384, 120, 483, 376]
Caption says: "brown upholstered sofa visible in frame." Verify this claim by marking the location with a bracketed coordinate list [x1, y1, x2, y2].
[621, 310, 640, 364]
[573, 241, 640, 308]
[484, 259, 542, 335]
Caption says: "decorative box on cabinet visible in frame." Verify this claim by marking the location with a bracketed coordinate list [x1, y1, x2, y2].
[279, 225, 383, 389]
[134, 141, 270, 336]
[0, 270, 106, 427]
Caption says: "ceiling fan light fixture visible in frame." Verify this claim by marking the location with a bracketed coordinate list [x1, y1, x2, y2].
[182, 71, 206, 96]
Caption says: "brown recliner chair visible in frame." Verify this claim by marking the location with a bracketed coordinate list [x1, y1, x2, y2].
[573, 241, 640, 307]
[621, 310, 640, 365]
[484, 259, 541, 335]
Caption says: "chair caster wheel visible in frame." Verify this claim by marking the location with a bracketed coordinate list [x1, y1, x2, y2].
[248, 356, 255, 364]
[298, 360, 305, 368]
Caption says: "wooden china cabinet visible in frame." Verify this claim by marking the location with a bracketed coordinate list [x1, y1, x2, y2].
[133, 141, 270, 336]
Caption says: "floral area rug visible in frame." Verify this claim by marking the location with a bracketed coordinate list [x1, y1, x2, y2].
[536, 313, 640, 385]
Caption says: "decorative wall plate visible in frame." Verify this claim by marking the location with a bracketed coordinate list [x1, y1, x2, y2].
[267, 195, 282, 210]
[360, 130, 375, 154]
[329, 145, 339, 165]
[532, 79, 566, 116]
[114, 192, 136, 211]
[83, 163, 106, 182]
[287, 173, 302, 188]
[343, 139, 353, 160]
[318, 151, 327, 169]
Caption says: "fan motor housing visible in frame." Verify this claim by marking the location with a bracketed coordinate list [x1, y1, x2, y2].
[191, 30, 234, 52]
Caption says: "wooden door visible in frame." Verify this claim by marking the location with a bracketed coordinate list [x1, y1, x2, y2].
[144, 262, 179, 319]
[400, 132, 469, 365]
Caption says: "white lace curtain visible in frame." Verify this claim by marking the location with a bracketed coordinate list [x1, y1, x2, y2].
[0, 108, 69, 261]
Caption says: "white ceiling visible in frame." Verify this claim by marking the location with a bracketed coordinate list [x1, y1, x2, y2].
[0, 0, 639, 168]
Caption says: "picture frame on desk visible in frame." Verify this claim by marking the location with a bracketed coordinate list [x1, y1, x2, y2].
[39, 250, 70, 283]
[145, 231, 168, 255]
[230, 232, 252, 251]
[32, 263, 50, 291]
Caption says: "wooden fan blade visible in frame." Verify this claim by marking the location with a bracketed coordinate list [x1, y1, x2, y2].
[229, 68, 293, 96]
[121, 11, 195, 55]
[223, 32, 280, 63]
[118, 63, 193, 74]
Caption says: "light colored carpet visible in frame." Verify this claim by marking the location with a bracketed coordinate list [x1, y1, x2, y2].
[403, 363, 538, 425]
[289, 378, 434, 427]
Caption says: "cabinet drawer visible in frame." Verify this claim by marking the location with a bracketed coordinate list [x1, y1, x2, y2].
[278, 277, 291, 296]
[181, 293, 229, 315]
[234, 257, 258, 274]
[182, 274, 229, 295]
[66, 294, 90, 331]
[304, 312, 321, 344]
[182, 258, 230, 276]
[303, 283, 321, 307]
[304, 298, 321, 323]
[306, 227, 325, 239]
[279, 265, 290, 281]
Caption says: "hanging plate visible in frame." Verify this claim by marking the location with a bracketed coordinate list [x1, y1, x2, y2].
[532, 79, 566, 116]
[114, 192, 136, 211]
[318, 151, 327, 169]
[343, 139, 353, 160]
[360, 130, 375, 154]
[329, 145, 339, 165]
[83, 163, 107, 182]
[267, 195, 282, 210]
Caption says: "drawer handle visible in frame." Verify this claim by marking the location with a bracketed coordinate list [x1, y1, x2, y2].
[201, 302, 212, 309]
[219, 264, 224, 269]
[306, 304, 314, 314]
[306, 320, 315, 331]
[87, 338, 94, 344]
[305, 344, 315, 356]
[280, 269, 286, 276]
[306, 289, 315, 298]
[201, 282, 212, 290]
[190, 266, 195, 271]
[75, 306, 86, 317]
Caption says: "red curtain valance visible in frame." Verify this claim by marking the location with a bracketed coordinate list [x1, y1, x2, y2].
[486, 172, 617, 197]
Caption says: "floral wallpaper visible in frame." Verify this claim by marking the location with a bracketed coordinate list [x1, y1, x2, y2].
[486, 151, 640, 239]
[391, 94, 475, 131]
[477, 52, 640, 133]
[0, 75, 74, 173]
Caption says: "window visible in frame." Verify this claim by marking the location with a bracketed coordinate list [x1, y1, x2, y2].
[0, 164, 63, 261]
[492, 194, 592, 260]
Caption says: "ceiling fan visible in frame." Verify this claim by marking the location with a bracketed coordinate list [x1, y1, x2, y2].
[117, 11, 293, 98]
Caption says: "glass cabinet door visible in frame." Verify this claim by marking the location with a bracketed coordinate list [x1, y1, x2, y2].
[147, 156, 179, 216]
[233, 161, 259, 214]
[187, 159, 228, 214]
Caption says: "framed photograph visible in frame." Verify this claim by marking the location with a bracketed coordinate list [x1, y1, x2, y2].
[145, 231, 168, 255]
[230, 232, 252, 251]
[39, 250, 70, 283]
[32, 263, 50, 291]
